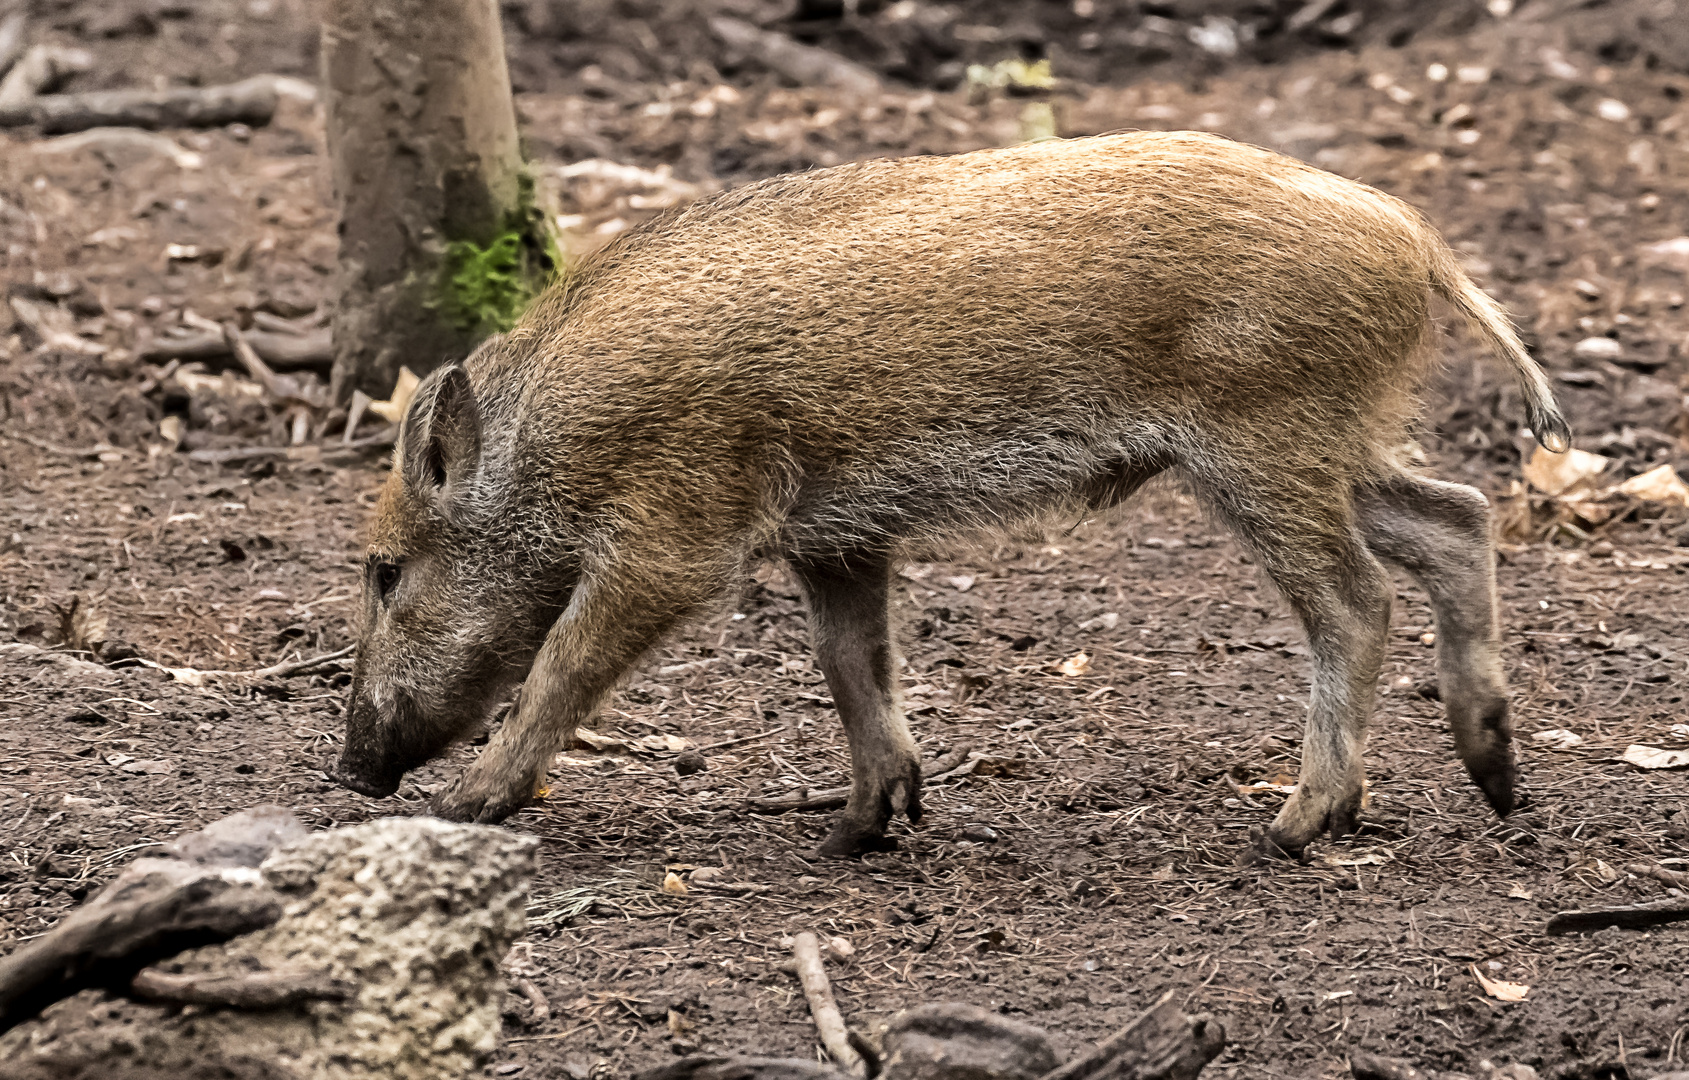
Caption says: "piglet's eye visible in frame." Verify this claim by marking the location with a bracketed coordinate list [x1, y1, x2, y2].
[373, 561, 401, 603]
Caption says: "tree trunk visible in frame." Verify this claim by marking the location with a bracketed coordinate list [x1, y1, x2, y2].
[321, 0, 547, 401]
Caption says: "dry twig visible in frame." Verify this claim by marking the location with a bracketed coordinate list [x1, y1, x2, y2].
[789, 932, 865, 1078]
[747, 743, 974, 814]
[131, 645, 354, 687]
[1625, 861, 1689, 889]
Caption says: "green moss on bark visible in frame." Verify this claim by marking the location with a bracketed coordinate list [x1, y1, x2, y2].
[440, 173, 559, 336]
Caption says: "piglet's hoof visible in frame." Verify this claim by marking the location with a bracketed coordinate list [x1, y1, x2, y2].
[816, 827, 899, 860]
[427, 773, 533, 825]
[1240, 826, 1312, 867]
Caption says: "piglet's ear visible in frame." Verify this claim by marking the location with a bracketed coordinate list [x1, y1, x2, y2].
[398, 364, 481, 508]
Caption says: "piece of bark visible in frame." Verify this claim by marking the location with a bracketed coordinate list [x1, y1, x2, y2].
[130, 965, 352, 1009]
[1625, 862, 1689, 889]
[638, 1057, 849, 1080]
[0, 44, 92, 107]
[791, 932, 866, 1078]
[708, 17, 882, 97]
[748, 745, 974, 814]
[139, 327, 332, 369]
[1037, 991, 1225, 1080]
[881, 1003, 1059, 1080]
[0, 74, 280, 132]
[1545, 896, 1689, 935]
[0, 807, 306, 1034]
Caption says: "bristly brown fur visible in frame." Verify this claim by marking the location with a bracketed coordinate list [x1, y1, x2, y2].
[338, 131, 1566, 859]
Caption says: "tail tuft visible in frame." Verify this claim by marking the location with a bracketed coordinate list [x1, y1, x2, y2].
[1429, 247, 1572, 454]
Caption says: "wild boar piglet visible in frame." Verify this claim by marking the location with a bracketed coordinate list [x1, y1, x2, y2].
[335, 131, 1570, 860]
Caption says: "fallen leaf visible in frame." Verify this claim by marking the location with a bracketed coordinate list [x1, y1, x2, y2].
[662, 871, 688, 895]
[941, 574, 976, 592]
[1523, 445, 1610, 497]
[53, 592, 107, 652]
[1532, 729, 1584, 749]
[121, 758, 172, 775]
[1236, 773, 1299, 796]
[667, 1008, 695, 1036]
[1323, 849, 1392, 867]
[1471, 964, 1530, 1001]
[367, 366, 421, 423]
[1614, 463, 1689, 508]
[572, 730, 627, 753]
[1593, 859, 1621, 883]
[825, 936, 855, 962]
[105, 753, 134, 767]
[1508, 883, 1534, 900]
[1622, 744, 1689, 770]
[1057, 651, 1091, 677]
[573, 729, 694, 755]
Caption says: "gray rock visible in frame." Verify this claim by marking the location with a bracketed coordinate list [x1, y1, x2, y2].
[0, 817, 538, 1080]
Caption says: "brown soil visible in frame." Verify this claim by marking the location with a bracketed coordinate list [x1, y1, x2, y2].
[3, 2, 1689, 1079]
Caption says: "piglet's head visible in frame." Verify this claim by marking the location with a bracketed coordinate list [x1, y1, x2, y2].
[335, 362, 546, 799]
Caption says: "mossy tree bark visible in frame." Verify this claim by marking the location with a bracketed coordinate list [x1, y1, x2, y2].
[322, 0, 547, 401]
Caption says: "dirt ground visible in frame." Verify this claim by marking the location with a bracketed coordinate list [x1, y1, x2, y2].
[3, 0, 1689, 1078]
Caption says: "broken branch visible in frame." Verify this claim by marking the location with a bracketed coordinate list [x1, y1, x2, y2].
[1037, 990, 1226, 1080]
[130, 644, 354, 687]
[1545, 896, 1689, 936]
[0, 74, 283, 133]
[790, 932, 865, 1078]
[139, 327, 331, 369]
[183, 426, 396, 465]
[1625, 862, 1689, 890]
[707, 17, 882, 97]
